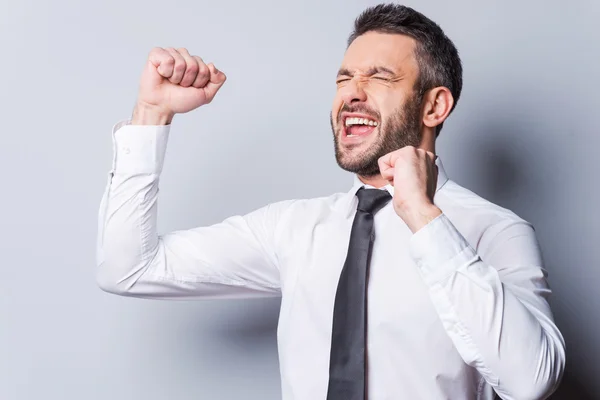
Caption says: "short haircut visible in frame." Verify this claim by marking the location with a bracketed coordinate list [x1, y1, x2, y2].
[348, 4, 463, 135]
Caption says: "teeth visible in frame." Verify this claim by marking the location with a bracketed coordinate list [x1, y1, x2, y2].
[344, 117, 379, 127]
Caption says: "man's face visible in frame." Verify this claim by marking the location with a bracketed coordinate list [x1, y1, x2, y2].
[331, 32, 424, 177]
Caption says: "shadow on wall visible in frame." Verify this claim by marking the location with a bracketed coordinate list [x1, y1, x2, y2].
[445, 106, 595, 399]
[206, 298, 281, 341]
[551, 369, 595, 400]
[191, 296, 281, 360]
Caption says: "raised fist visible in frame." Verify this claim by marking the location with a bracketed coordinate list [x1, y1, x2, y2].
[134, 47, 226, 124]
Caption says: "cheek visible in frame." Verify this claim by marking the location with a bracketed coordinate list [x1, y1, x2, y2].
[364, 85, 390, 103]
[370, 91, 405, 119]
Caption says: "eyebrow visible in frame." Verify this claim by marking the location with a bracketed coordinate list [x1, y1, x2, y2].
[336, 66, 397, 77]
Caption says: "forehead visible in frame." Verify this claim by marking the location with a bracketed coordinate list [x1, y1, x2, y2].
[342, 31, 418, 74]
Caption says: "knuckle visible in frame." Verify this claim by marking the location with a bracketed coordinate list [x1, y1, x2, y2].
[186, 63, 199, 74]
[198, 65, 208, 76]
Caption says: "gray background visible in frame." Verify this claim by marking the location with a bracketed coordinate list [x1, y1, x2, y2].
[0, 0, 597, 399]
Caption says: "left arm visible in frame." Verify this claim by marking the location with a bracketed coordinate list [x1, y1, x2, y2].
[409, 211, 565, 400]
[379, 147, 565, 400]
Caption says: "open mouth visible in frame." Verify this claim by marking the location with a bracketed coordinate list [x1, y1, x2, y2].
[341, 113, 379, 142]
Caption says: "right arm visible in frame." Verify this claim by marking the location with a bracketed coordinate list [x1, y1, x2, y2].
[95, 47, 283, 299]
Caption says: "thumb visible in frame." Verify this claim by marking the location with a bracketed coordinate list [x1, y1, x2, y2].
[203, 64, 227, 101]
[378, 157, 395, 184]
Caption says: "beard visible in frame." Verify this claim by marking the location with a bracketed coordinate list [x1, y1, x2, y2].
[330, 93, 423, 177]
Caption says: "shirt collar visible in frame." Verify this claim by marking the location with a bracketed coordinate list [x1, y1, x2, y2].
[336, 156, 449, 218]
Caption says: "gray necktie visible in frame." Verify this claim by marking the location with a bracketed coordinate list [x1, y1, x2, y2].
[327, 187, 392, 400]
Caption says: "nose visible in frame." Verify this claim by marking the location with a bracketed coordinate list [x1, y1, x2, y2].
[340, 79, 368, 105]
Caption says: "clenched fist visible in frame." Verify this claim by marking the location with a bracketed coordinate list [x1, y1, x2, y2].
[133, 47, 227, 125]
[378, 146, 442, 233]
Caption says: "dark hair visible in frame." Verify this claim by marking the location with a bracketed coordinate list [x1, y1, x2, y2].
[348, 4, 463, 136]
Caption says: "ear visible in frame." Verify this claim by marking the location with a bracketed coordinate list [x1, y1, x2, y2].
[421, 87, 454, 130]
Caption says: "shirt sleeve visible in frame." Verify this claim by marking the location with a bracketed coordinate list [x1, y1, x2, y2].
[95, 121, 283, 299]
[409, 213, 566, 400]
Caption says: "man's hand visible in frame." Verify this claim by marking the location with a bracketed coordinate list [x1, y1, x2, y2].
[132, 47, 227, 125]
[378, 146, 442, 233]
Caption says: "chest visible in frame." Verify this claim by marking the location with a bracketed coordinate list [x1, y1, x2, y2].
[276, 205, 443, 337]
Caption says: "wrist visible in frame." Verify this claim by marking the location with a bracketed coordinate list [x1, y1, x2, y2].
[131, 101, 174, 125]
[397, 202, 442, 233]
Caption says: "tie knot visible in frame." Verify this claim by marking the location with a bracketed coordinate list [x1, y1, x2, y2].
[356, 187, 392, 214]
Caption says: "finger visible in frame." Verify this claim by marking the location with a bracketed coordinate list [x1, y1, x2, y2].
[426, 151, 436, 163]
[381, 167, 395, 183]
[415, 148, 428, 160]
[378, 151, 397, 169]
[177, 48, 199, 88]
[377, 154, 396, 182]
[148, 47, 175, 78]
[164, 48, 187, 84]
[201, 63, 227, 103]
[192, 56, 210, 88]
[379, 162, 394, 181]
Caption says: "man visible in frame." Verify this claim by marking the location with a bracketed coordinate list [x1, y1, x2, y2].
[96, 4, 565, 400]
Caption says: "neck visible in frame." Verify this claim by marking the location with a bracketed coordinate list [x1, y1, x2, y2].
[357, 174, 389, 188]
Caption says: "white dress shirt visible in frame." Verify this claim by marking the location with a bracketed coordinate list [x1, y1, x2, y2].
[96, 121, 565, 400]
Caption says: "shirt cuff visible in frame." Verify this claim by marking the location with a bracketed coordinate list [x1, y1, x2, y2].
[409, 213, 479, 286]
[111, 119, 171, 174]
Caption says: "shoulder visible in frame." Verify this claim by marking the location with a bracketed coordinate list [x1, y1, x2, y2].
[435, 179, 536, 249]
[438, 179, 528, 223]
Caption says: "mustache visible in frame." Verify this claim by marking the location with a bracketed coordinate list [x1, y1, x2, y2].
[337, 103, 380, 124]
